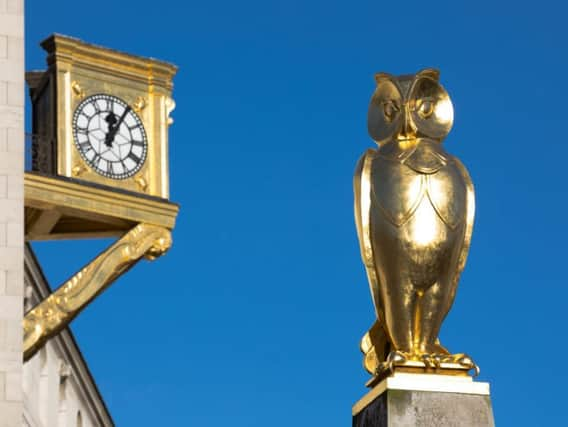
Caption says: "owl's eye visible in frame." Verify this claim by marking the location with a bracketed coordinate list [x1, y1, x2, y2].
[417, 98, 434, 119]
[383, 100, 399, 122]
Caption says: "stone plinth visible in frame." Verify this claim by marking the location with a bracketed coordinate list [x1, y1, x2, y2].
[352, 373, 494, 427]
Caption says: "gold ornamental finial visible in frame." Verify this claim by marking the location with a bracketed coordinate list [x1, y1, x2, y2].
[354, 69, 477, 385]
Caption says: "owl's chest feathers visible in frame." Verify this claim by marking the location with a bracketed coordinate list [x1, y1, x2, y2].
[370, 142, 467, 231]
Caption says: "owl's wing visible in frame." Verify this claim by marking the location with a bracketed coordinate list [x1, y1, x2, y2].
[354, 149, 381, 313]
[354, 149, 390, 374]
[451, 157, 475, 294]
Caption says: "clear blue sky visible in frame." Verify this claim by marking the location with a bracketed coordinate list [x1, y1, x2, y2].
[26, 1, 567, 425]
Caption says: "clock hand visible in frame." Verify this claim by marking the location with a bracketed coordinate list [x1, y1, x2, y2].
[104, 112, 118, 147]
[104, 106, 132, 147]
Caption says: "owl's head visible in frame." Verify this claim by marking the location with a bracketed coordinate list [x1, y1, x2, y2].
[367, 68, 453, 145]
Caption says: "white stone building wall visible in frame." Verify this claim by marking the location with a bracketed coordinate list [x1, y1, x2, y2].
[0, 0, 24, 425]
[23, 247, 114, 427]
[0, 3, 114, 424]
[23, 346, 98, 427]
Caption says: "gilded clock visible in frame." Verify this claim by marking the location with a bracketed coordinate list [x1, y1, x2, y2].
[72, 94, 148, 180]
[27, 34, 177, 198]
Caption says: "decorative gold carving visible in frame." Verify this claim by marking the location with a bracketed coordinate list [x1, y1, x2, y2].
[23, 223, 172, 361]
[71, 163, 87, 177]
[354, 69, 478, 383]
[133, 96, 146, 112]
[135, 175, 148, 192]
[71, 81, 85, 99]
[165, 97, 176, 125]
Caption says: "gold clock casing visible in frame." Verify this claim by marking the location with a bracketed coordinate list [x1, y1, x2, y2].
[27, 34, 177, 199]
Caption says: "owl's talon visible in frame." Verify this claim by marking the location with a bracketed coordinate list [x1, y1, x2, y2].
[421, 354, 434, 368]
[438, 353, 480, 377]
[375, 350, 408, 376]
[457, 355, 480, 377]
[432, 353, 443, 369]
[387, 350, 407, 368]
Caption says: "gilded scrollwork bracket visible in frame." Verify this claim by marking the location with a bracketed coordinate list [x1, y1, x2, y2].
[23, 223, 172, 362]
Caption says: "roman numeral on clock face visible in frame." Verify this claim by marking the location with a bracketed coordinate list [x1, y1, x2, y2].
[127, 152, 141, 164]
[79, 141, 91, 151]
[92, 154, 101, 167]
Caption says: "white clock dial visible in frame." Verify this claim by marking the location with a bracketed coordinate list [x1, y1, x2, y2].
[72, 94, 148, 180]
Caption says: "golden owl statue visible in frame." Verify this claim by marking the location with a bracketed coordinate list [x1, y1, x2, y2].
[354, 69, 478, 382]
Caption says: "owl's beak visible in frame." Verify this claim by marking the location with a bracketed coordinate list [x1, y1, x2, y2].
[397, 106, 416, 142]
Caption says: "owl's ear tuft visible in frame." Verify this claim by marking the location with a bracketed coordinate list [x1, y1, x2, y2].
[417, 68, 440, 81]
[374, 72, 392, 84]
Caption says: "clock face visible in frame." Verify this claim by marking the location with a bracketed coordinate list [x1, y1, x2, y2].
[72, 94, 148, 180]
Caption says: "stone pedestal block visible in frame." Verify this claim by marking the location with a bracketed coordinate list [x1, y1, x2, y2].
[352, 373, 495, 427]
